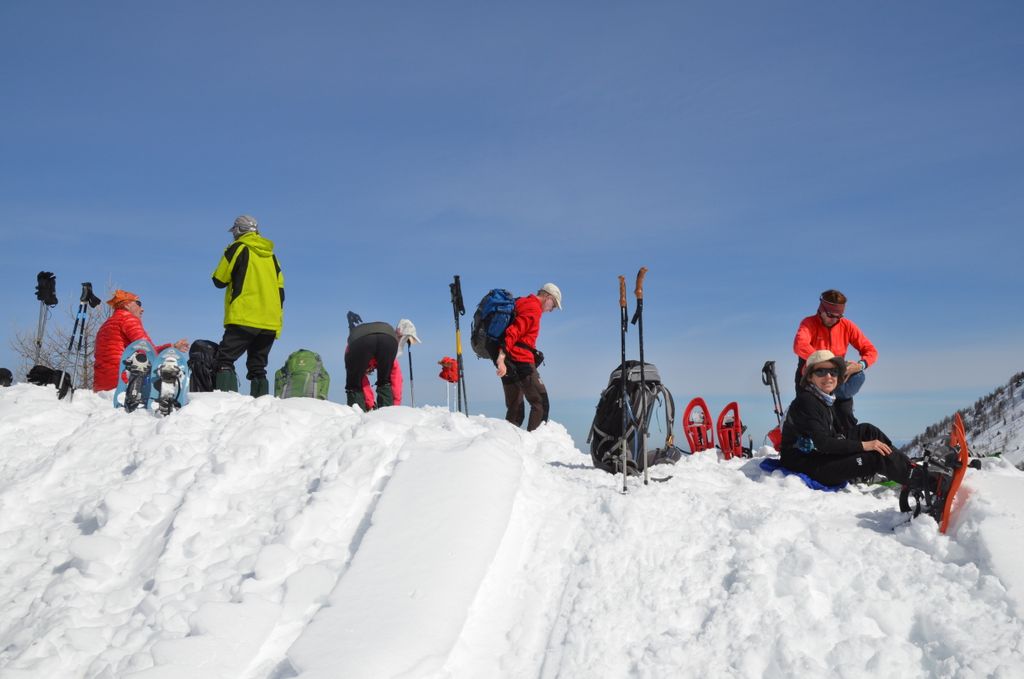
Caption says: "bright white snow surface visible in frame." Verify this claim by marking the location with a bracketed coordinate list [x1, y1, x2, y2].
[2, 384, 1024, 679]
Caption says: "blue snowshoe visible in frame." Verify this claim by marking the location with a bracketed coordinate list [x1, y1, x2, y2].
[114, 340, 156, 412]
[151, 347, 190, 415]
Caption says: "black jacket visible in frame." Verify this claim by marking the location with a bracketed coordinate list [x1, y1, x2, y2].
[780, 389, 862, 464]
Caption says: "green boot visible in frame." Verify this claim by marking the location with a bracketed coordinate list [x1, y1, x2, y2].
[250, 377, 269, 398]
[215, 369, 238, 393]
[346, 389, 368, 411]
[375, 383, 394, 408]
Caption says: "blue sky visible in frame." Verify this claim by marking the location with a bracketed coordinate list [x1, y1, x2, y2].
[2, 2, 1022, 449]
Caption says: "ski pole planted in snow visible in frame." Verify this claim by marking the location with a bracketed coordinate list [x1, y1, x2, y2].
[761, 360, 785, 448]
[33, 271, 58, 366]
[62, 282, 101, 401]
[618, 275, 630, 493]
[449, 275, 469, 415]
[407, 345, 415, 407]
[631, 267, 649, 485]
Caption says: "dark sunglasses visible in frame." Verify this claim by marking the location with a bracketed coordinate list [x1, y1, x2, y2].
[811, 367, 840, 378]
[822, 310, 842, 319]
[135, 300, 143, 308]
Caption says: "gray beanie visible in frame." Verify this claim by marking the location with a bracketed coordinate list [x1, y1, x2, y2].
[230, 215, 259, 234]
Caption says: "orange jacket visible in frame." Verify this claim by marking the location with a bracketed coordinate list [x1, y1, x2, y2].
[793, 314, 878, 367]
[503, 294, 542, 364]
[93, 309, 169, 391]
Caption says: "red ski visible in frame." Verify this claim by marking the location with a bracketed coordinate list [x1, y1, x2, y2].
[716, 402, 745, 460]
[682, 397, 714, 453]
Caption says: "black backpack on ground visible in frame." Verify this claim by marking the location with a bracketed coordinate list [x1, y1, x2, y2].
[587, 361, 684, 474]
[27, 364, 73, 399]
[188, 340, 220, 393]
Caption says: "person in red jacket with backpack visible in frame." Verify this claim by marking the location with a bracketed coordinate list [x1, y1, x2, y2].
[495, 283, 562, 431]
[92, 290, 189, 392]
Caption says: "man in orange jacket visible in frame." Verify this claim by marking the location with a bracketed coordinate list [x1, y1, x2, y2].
[793, 289, 877, 401]
[495, 283, 562, 431]
[93, 290, 189, 392]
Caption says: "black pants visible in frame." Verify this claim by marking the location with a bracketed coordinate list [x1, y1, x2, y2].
[783, 424, 911, 487]
[216, 325, 276, 379]
[345, 332, 399, 394]
[501, 362, 549, 431]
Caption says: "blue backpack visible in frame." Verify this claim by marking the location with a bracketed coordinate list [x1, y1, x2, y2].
[470, 289, 516, 359]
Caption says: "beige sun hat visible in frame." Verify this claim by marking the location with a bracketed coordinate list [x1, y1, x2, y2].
[801, 349, 846, 385]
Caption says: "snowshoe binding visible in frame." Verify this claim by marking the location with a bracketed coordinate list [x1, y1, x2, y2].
[899, 413, 971, 534]
[153, 353, 184, 416]
[122, 350, 152, 413]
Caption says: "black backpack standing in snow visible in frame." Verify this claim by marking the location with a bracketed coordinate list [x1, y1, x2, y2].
[188, 339, 220, 392]
[588, 360, 683, 475]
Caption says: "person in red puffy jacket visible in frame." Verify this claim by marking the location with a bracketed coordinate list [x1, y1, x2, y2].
[92, 290, 189, 392]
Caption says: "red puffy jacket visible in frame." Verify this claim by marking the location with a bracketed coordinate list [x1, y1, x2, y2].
[503, 294, 542, 364]
[93, 309, 169, 391]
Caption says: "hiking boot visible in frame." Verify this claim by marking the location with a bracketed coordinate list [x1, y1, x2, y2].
[346, 390, 368, 411]
[375, 383, 394, 408]
[250, 377, 269, 398]
[215, 369, 239, 393]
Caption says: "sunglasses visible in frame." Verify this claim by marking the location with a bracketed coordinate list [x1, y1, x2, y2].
[811, 367, 840, 378]
[822, 310, 842, 320]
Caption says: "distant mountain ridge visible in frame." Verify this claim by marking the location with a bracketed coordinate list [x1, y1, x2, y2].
[900, 371, 1024, 468]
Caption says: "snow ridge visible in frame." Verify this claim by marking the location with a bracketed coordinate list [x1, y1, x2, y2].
[2, 385, 1024, 678]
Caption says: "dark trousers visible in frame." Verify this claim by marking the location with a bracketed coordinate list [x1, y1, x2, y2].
[501, 363, 549, 431]
[345, 332, 399, 394]
[784, 424, 911, 487]
[216, 325, 276, 379]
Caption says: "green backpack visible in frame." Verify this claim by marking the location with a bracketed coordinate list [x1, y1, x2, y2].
[275, 349, 330, 400]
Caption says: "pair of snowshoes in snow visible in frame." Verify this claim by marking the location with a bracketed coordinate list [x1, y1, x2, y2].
[113, 340, 190, 415]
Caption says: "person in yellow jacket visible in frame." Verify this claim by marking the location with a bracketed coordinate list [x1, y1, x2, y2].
[211, 215, 284, 396]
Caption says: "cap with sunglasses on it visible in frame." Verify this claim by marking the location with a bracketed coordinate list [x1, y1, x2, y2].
[106, 289, 141, 310]
[818, 289, 846, 319]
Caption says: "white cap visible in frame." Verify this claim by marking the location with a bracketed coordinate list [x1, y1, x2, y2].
[396, 319, 421, 345]
[540, 283, 562, 310]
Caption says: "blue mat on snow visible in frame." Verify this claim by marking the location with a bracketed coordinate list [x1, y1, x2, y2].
[759, 458, 847, 492]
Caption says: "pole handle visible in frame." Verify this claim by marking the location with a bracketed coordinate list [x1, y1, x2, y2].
[634, 267, 648, 299]
[618, 276, 626, 308]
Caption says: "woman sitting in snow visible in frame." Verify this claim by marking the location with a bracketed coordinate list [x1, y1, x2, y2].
[780, 349, 913, 488]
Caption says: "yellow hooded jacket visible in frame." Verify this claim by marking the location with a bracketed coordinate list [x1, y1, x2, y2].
[212, 232, 284, 335]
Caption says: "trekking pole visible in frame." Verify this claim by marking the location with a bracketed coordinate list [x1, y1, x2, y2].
[449, 275, 468, 415]
[407, 344, 415, 407]
[33, 271, 59, 366]
[631, 267, 649, 485]
[61, 282, 101, 401]
[761, 360, 784, 427]
[618, 275, 629, 493]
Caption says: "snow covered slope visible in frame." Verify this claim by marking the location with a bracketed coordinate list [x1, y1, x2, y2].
[2, 384, 1024, 678]
[902, 371, 1024, 466]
